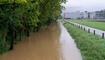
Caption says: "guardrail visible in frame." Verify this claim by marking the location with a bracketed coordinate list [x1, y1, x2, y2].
[65, 21, 105, 39]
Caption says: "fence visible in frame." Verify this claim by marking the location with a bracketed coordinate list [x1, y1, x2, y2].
[66, 21, 105, 39]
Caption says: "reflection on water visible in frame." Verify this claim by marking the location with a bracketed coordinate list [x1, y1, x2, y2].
[0, 22, 82, 60]
[59, 22, 82, 60]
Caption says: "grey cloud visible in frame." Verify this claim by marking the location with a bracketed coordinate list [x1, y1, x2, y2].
[63, 0, 105, 12]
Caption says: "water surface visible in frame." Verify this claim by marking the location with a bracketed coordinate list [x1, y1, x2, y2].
[0, 22, 82, 60]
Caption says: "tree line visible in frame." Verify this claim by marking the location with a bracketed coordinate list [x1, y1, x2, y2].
[0, 0, 66, 54]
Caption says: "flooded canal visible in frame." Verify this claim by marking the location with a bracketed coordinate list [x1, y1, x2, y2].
[0, 22, 82, 60]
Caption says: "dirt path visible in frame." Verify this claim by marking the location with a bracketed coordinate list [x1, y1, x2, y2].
[0, 22, 82, 60]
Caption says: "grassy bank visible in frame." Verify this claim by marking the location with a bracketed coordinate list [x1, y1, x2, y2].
[62, 21, 105, 60]
[70, 20, 105, 31]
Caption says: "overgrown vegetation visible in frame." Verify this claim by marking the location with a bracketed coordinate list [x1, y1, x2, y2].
[70, 20, 105, 31]
[0, 0, 66, 54]
[63, 21, 105, 60]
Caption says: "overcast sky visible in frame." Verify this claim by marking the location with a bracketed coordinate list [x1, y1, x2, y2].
[62, 0, 105, 13]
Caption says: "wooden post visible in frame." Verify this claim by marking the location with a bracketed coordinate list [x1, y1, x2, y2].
[102, 33, 104, 39]
[84, 27, 85, 31]
[79, 25, 80, 28]
[81, 26, 82, 29]
[94, 30, 95, 35]
[88, 29, 90, 33]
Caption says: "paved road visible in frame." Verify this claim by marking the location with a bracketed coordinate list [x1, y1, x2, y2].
[67, 21, 105, 38]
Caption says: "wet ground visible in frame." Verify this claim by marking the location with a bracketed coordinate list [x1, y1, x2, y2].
[0, 22, 82, 60]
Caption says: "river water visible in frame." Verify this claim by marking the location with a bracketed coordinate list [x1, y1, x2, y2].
[0, 22, 82, 60]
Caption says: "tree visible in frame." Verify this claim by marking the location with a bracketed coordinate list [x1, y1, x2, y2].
[0, 0, 66, 54]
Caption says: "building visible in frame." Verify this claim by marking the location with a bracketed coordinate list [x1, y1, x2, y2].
[62, 9, 105, 19]
[63, 11, 83, 19]
[95, 10, 105, 19]
[89, 12, 96, 19]
[62, 11, 90, 19]
[82, 11, 89, 19]
[89, 10, 105, 19]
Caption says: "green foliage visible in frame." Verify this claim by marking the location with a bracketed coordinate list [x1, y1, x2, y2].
[0, 0, 66, 54]
[0, 0, 27, 3]
[63, 21, 105, 60]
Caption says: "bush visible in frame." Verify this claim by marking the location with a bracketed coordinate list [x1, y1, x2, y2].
[0, 0, 66, 54]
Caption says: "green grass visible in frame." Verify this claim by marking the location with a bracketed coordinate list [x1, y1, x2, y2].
[62, 21, 105, 60]
[69, 20, 105, 31]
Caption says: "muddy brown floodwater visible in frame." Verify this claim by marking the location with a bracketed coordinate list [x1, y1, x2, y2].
[0, 22, 82, 60]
